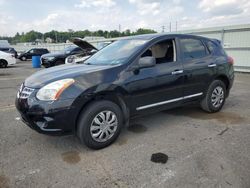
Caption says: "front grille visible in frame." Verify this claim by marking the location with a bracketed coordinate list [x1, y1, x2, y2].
[17, 84, 34, 99]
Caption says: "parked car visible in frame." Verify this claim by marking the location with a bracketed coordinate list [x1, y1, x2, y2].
[18, 48, 49, 61]
[65, 40, 112, 65]
[41, 39, 97, 68]
[0, 47, 18, 58]
[65, 54, 91, 65]
[0, 50, 16, 68]
[16, 34, 234, 149]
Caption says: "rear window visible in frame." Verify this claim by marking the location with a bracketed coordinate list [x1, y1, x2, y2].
[206, 41, 215, 53]
[0, 48, 9, 52]
[180, 38, 207, 60]
[205, 40, 226, 56]
[38, 49, 48, 53]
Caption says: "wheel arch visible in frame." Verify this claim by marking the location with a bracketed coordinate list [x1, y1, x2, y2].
[74, 91, 129, 132]
[215, 75, 230, 90]
[0, 59, 8, 66]
[214, 74, 230, 97]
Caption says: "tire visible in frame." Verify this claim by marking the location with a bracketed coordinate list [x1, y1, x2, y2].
[200, 80, 226, 113]
[0, 59, 7, 68]
[21, 56, 26, 61]
[77, 100, 123, 149]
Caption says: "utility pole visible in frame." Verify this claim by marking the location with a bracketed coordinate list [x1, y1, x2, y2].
[119, 24, 121, 36]
[169, 22, 172, 32]
[161, 25, 165, 33]
[55, 32, 58, 43]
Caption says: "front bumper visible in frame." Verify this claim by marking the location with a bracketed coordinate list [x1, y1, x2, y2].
[6, 57, 16, 65]
[15, 89, 78, 135]
[40, 58, 55, 68]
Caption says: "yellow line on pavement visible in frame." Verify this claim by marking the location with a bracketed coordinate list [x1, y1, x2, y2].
[0, 77, 25, 81]
[0, 104, 16, 111]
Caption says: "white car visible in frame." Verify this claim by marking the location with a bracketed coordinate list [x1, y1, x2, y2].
[0, 50, 16, 68]
[65, 54, 90, 64]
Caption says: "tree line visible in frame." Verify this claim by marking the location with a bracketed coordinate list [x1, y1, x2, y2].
[0, 28, 157, 44]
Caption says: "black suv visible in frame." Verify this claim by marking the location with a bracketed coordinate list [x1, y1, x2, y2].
[18, 48, 49, 61]
[40, 39, 97, 68]
[15, 34, 234, 149]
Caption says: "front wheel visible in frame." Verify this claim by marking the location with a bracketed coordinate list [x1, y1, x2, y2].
[21, 56, 26, 61]
[200, 80, 226, 113]
[0, 60, 7, 68]
[77, 100, 123, 149]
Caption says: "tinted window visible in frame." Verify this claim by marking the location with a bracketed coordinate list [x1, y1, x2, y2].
[180, 38, 207, 60]
[206, 41, 216, 54]
[72, 47, 82, 52]
[206, 40, 226, 56]
[34, 49, 43, 53]
[0, 48, 9, 52]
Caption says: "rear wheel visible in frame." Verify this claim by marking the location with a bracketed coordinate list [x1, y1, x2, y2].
[0, 59, 7, 68]
[77, 100, 123, 149]
[200, 80, 226, 113]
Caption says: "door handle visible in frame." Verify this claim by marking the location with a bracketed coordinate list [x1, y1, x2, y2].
[171, 70, 183, 75]
[208, 63, 217, 68]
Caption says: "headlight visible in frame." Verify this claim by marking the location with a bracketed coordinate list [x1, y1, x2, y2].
[46, 57, 55, 61]
[36, 79, 75, 101]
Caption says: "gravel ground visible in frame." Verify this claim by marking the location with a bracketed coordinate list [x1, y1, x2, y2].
[0, 61, 250, 188]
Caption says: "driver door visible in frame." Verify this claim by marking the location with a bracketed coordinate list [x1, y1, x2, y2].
[124, 38, 184, 114]
[27, 49, 35, 59]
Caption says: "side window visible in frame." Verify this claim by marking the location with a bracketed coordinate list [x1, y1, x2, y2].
[206, 40, 226, 56]
[29, 49, 34, 53]
[206, 41, 216, 54]
[141, 39, 176, 64]
[180, 38, 207, 60]
[73, 47, 83, 53]
[41, 49, 47, 53]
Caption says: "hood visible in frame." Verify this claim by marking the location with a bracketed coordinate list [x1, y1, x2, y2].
[24, 64, 111, 88]
[72, 38, 97, 51]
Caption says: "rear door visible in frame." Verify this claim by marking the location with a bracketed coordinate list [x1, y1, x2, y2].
[179, 37, 216, 100]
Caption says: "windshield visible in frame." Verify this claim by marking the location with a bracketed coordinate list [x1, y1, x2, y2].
[84, 39, 148, 65]
[63, 46, 77, 54]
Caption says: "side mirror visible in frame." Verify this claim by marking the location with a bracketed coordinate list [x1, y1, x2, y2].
[138, 56, 156, 68]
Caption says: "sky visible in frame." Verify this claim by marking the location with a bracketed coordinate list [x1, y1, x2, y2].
[0, 0, 250, 36]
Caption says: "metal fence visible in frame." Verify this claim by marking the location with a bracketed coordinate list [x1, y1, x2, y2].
[178, 24, 250, 72]
[12, 43, 72, 53]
